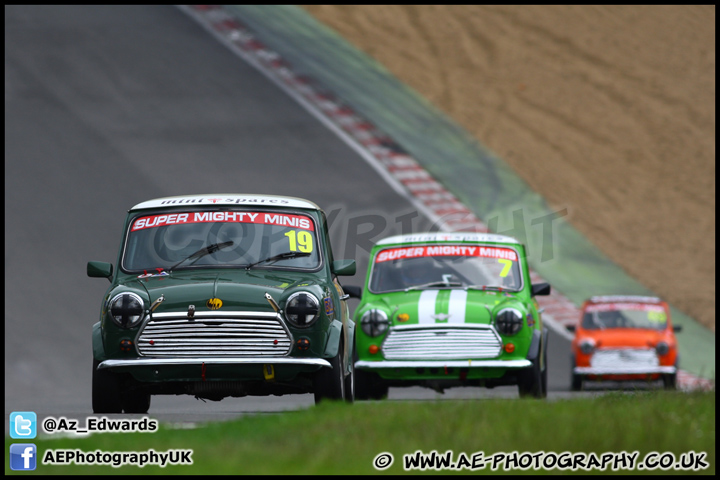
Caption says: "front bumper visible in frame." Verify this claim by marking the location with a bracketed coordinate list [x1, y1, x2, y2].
[356, 359, 531, 369]
[99, 357, 331, 369]
[356, 359, 532, 385]
[573, 366, 676, 375]
[99, 356, 331, 384]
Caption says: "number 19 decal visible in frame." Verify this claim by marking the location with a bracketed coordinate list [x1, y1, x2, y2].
[285, 230, 314, 253]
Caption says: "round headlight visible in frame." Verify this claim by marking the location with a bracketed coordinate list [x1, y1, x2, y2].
[284, 292, 320, 327]
[656, 341, 670, 356]
[495, 308, 524, 336]
[579, 339, 596, 355]
[109, 292, 145, 328]
[361, 309, 389, 337]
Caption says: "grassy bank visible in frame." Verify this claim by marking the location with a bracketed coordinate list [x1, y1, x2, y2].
[6, 390, 714, 475]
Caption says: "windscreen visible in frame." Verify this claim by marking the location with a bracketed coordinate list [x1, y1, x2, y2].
[581, 302, 668, 330]
[122, 210, 320, 272]
[369, 244, 522, 293]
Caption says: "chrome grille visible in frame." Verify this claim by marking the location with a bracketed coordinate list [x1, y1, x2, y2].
[590, 349, 658, 369]
[136, 311, 292, 357]
[381, 325, 502, 360]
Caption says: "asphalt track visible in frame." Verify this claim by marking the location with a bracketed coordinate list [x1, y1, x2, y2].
[5, 5, 613, 429]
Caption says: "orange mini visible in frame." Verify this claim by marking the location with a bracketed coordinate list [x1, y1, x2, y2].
[567, 295, 681, 390]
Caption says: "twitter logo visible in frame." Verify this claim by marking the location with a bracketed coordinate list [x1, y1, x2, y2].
[10, 412, 37, 439]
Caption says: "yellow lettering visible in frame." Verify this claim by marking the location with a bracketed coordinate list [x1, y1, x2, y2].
[498, 258, 513, 277]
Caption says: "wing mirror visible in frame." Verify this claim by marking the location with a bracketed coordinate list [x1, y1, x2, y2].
[332, 259, 356, 276]
[87, 261, 113, 282]
[343, 285, 362, 299]
[531, 282, 551, 297]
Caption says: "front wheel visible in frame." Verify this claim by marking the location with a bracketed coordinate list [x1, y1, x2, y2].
[313, 347, 345, 404]
[570, 355, 583, 391]
[540, 336, 548, 397]
[355, 368, 389, 400]
[92, 358, 122, 413]
[353, 349, 388, 400]
[121, 389, 151, 414]
[571, 373, 583, 391]
[344, 343, 355, 404]
[518, 349, 546, 398]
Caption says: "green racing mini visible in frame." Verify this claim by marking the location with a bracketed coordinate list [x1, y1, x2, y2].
[88, 194, 356, 413]
[352, 233, 551, 399]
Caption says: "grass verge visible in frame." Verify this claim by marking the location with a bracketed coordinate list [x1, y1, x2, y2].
[5, 390, 714, 475]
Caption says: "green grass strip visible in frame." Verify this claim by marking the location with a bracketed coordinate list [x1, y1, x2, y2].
[5, 391, 714, 474]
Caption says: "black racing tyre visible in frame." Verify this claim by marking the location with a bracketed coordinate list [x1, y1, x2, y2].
[343, 364, 355, 403]
[518, 355, 543, 398]
[92, 358, 122, 413]
[313, 346, 345, 404]
[662, 360, 678, 390]
[344, 343, 355, 404]
[540, 342, 548, 398]
[121, 389, 151, 414]
[371, 381, 389, 400]
[354, 368, 372, 400]
[570, 355, 583, 391]
[353, 349, 388, 400]
[354, 368, 388, 400]
[571, 373, 583, 391]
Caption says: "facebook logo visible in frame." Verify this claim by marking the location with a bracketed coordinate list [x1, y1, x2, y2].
[10, 411, 37, 439]
[10, 444, 37, 471]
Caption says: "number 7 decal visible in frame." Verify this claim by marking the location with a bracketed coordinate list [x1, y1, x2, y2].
[498, 258, 513, 277]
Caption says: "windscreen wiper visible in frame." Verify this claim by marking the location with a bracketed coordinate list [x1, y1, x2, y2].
[168, 241, 234, 272]
[245, 251, 311, 270]
[464, 284, 518, 292]
[405, 281, 463, 291]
